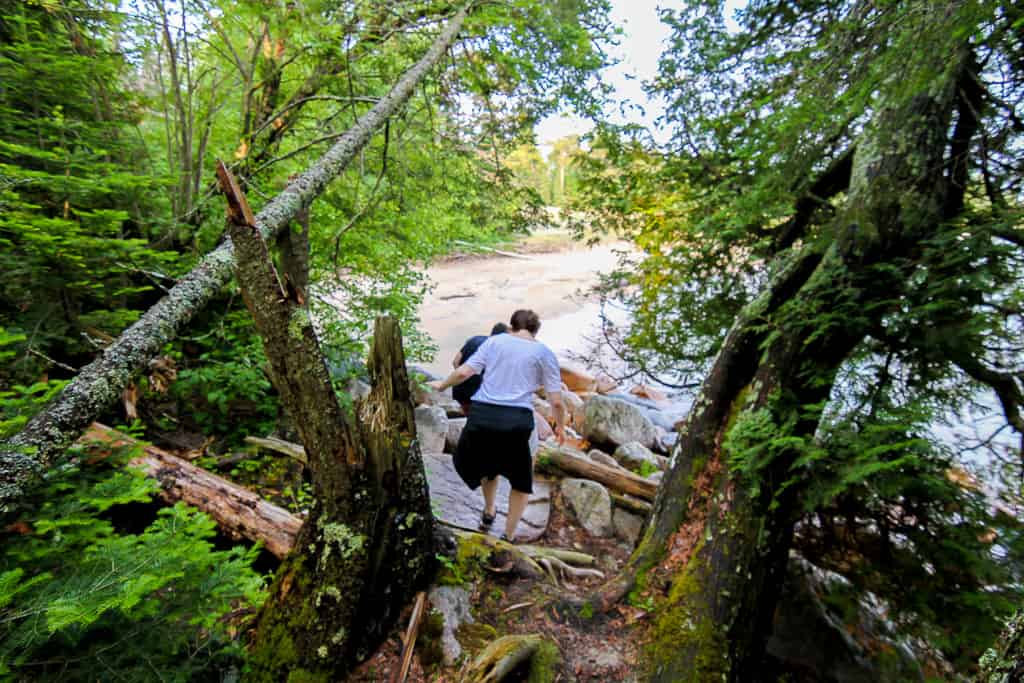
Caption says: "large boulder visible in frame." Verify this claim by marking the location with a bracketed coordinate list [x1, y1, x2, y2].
[562, 390, 586, 432]
[613, 508, 645, 546]
[559, 361, 598, 394]
[445, 417, 466, 454]
[768, 556, 929, 682]
[560, 478, 613, 537]
[415, 405, 448, 454]
[629, 383, 668, 403]
[583, 395, 658, 449]
[652, 428, 678, 455]
[613, 441, 668, 473]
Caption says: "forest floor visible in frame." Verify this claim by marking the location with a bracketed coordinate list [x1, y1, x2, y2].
[348, 483, 645, 683]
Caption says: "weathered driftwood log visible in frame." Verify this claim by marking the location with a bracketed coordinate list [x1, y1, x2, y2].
[535, 445, 658, 501]
[82, 424, 301, 559]
[464, 634, 560, 683]
[0, 3, 472, 509]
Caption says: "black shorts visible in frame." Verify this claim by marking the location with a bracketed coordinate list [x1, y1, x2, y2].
[453, 401, 535, 493]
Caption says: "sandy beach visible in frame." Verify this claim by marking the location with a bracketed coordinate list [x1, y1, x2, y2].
[416, 235, 632, 377]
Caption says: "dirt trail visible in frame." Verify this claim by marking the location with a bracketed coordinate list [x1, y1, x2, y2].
[417, 236, 631, 377]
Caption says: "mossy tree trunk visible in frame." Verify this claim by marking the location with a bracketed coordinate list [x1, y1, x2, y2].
[596, 19, 976, 683]
[217, 164, 435, 681]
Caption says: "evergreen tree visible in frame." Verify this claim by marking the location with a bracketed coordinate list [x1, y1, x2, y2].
[0, 0, 179, 382]
[579, 0, 1024, 678]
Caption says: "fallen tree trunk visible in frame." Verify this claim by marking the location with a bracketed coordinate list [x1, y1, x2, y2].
[536, 445, 658, 501]
[0, 5, 471, 509]
[245, 435, 308, 464]
[82, 423, 302, 558]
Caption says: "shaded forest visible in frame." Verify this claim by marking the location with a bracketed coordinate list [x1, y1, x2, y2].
[1, 0, 1023, 681]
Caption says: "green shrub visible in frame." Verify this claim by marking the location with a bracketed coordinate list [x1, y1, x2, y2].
[0, 443, 266, 681]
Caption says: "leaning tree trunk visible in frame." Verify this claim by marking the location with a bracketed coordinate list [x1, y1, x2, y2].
[597, 21, 971, 683]
[0, 2, 472, 509]
[976, 610, 1024, 682]
[217, 164, 435, 681]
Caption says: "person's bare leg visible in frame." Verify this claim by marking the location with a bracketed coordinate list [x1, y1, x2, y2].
[481, 477, 498, 517]
[504, 489, 529, 540]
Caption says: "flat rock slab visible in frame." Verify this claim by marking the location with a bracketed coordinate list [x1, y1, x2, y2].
[422, 452, 550, 542]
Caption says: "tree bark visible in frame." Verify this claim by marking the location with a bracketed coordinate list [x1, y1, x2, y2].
[82, 423, 301, 558]
[217, 162, 437, 681]
[0, 3, 473, 510]
[976, 610, 1024, 682]
[599, 23, 970, 682]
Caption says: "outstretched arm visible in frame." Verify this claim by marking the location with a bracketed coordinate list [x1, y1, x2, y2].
[429, 364, 476, 392]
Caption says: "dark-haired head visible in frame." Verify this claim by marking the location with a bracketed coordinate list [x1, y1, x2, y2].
[509, 309, 540, 335]
[491, 322, 508, 335]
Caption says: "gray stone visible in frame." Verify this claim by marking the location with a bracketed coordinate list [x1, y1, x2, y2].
[588, 449, 622, 470]
[561, 478, 613, 537]
[445, 417, 466, 454]
[344, 378, 371, 401]
[415, 405, 448, 454]
[428, 585, 474, 665]
[613, 441, 667, 472]
[647, 471, 663, 483]
[613, 508, 645, 546]
[653, 429, 678, 455]
[768, 556, 929, 682]
[421, 453, 550, 542]
[583, 395, 658, 449]
[562, 390, 586, 432]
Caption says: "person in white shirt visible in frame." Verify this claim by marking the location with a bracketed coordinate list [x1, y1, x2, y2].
[430, 309, 565, 542]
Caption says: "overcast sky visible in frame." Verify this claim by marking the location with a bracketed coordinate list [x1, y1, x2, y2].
[535, 0, 744, 149]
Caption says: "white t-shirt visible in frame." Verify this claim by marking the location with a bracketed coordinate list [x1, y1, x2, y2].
[463, 333, 561, 409]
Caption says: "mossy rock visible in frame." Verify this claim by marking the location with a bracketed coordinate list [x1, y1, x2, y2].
[457, 622, 499, 652]
[464, 634, 561, 683]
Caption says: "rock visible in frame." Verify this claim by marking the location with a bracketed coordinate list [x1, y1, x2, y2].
[415, 405, 448, 454]
[768, 556, 928, 682]
[630, 383, 668, 403]
[613, 508, 645, 546]
[594, 373, 618, 394]
[344, 378, 371, 401]
[604, 391, 679, 431]
[588, 449, 622, 470]
[569, 643, 638, 682]
[533, 396, 553, 425]
[445, 417, 466, 454]
[652, 428, 677, 455]
[562, 390, 586, 432]
[613, 441, 667, 473]
[560, 361, 598, 393]
[421, 453, 551, 542]
[583, 395, 658, 449]
[560, 478, 614, 537]
[647, 471, 663, 483]
[428, 585, 474, 665]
